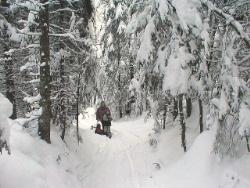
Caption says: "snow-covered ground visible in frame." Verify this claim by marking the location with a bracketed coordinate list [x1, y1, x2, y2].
[0, 107, 250, 188]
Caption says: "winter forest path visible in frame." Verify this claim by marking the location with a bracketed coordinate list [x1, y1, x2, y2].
[74, 111, 250, 188]
[75, 108, 158, 188]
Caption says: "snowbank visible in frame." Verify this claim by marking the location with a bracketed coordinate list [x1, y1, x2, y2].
[0, 124, 82, 188]
[73, 107, 250, 188]
[0, 93, 13, 154]
[1, 106, 250, 188]
[239, 104, 250, 136]
[154, 129, 250, 188]
[154, 131, 216, 188]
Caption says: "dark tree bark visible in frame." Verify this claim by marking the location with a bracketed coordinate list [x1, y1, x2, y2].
[59, 0, 67, 140]
[162, 102, 167, 129]
[172, 97, 178, 121]
[179, 94, 186, 152]
[118, 72, 123, 118]
[0, 0, 9, 7]
[3, 40, 17, 120]
[117, 39, 123, 118]
[186, 97, 192, 118]
[1, 2, 17, 119]
[76, 72, 81, 145]
[82, 0, 93, 19]
[129, 56, 134, 80]
[246, 136, 250, 152]
[199, 99, 204, 133]
[38, 0, 51, 143]
[59, 54, 67, 140]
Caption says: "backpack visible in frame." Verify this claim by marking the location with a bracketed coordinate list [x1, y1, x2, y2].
[95, 123, 103, 135]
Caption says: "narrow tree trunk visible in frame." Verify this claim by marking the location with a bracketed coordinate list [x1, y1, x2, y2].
[129, 56, 134, 80]
[4, 45, 17, 119]
[76, 73, 81, 145]
[38, 0, 51, 143]
[117, 39, 122, 118]
[199, 99, 203, 133]
[207, 14, 218, 71]
[118, 72, 122, 118]
[163, 102, 167, 129]
[186, 97, 192, 118]
[2, 2, 17, 119]
[246, 136, 250, 152]
[179, 94, 186, 152]
[59, 56, 67, 140]
[59, 0, 67, 140]
[172, 98, 178, 121]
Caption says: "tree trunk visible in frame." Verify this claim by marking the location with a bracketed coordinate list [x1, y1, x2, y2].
[117, 39, 122, 118]
[2, 2, 17, 119]
[38, 0, 51, 143]
[162, 102, 167, 129]
[179, 94, 186, 152]
[186, 97, 192, 118]
[199, 99, 203, 133]
[3, 42, 17, 119]
[76, 73, 81, 145]
[172, 97, 178, 121]
[246, 136, 250, 152]
[118, 71, 122, 118]
[59, 56, 67, 140]
[129, 56, 134, 80]
[59, 0, 67, 140]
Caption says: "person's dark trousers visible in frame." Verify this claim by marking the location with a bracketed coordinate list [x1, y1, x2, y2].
[102, 121, 111, 138]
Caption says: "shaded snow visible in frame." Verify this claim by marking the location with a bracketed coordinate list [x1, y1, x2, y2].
[75, 107, 250, 188]
[0, 124, 82, 188]
[1, 107, 250, 188]
[239, 104, 250, 136]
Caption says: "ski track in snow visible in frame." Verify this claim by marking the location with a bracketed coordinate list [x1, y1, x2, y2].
[76, 117, 156, 188]
[117, 135, 140, 188]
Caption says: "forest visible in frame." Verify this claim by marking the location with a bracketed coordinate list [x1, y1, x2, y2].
[0, 0, 250, 188]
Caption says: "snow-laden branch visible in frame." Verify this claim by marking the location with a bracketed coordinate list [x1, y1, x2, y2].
[0, 13, 8, 22]
[17, 29, 42, 36]
[49, 33, 75, 38]
[201, 0, 250, 48]
[16, 30, 83, 42]
[50, 8, 77, 14]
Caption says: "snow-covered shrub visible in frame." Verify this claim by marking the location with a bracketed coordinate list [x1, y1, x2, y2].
[149, 133, 158, 149]
[0, 93, 13, 154]
[239, 104, 250, 137]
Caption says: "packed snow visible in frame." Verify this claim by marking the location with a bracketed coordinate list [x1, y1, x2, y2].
[1, 106, 250, 188]
[1, 0, 249, 187]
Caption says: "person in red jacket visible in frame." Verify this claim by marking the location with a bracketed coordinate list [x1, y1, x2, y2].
[96, 101, 112, 138]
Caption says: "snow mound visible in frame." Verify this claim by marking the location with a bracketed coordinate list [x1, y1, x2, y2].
[0, 93, 13, 154]
[239, 104, 250, 136]
[0, 124, 82, 188]
[154, 129, 250, 188]
[0, 93, 13, 119]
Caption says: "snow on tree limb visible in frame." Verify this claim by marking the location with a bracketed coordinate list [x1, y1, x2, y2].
[201, 0, 250, 48]
[50, 8, 77, 14]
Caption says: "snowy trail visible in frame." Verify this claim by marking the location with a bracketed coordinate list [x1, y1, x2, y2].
[73, 108, 250, 188]
[2, 107, 250, 188]
[76, 113, 156, 188]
